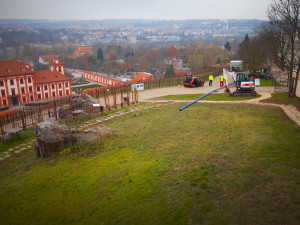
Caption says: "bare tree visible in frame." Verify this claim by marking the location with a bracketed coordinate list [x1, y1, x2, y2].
[238, 35, 268, 73]
[268, 0, 300, 96]
[256, 22, 291, 70]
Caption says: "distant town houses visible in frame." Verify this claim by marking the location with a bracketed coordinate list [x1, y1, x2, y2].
[164, 58, 183, 70]
[0, 59, 71, 107]
[174, 67, 192, 76]
[38, 55, 60, 65]
[73, 45, 93, 57]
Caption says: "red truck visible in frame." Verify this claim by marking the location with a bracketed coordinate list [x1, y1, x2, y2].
[184, 75, 204, 88]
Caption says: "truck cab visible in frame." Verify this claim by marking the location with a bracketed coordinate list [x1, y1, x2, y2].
[236, 73, 255, 91]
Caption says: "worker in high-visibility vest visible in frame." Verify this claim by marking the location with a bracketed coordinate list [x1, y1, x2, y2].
[209, 74, 213, 86]
[225, 77, 228, 87]
[220, 74, 224, 87]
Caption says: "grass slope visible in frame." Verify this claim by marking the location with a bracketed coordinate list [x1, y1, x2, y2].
[154, 93, 261, 101]
[0, 103, 300, 225]
[261, 93, 300, 111]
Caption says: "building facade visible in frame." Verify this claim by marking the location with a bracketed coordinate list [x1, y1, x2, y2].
[0, 59, 71, 107]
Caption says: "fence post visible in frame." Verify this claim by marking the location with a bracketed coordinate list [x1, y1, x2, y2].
[54, 100, 58, 120]
[21, 112, 26, 131]
[0, 119, 4, 136]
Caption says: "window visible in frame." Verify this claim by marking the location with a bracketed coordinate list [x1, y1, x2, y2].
[37, 86, 40, 92]
[11, 89, 15, 96]
[30, 96, 34, 101]
[65, 82, 69, 88]
[51, 84, 55, 89]
[59, 91, 62, 96]
[22, 97, 26, 103]
[21, 88, 25, 94]
[58, 83, 62, 89]
[52, 92, 56, 97]
[37, 94, 41, 100]
[22, 68, 26, 71]
[3, 100, 7, 106]
[28, 78, 32, 83]
[10, 80, 14, 85]
[0, 81, 3, 87]
[29, 87, 33, 93]
[66, 90, 69, 95]
[1, 90, 5, 97]
[44, 85, 48, 91]
[20, 78, 24, 84]
[45, 93, 49, 99]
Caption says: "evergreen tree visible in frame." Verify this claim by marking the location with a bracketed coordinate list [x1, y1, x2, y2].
[224, 42, 231, 51]
[97, 48, 104, 60]
[165, 65, 175, 76]
[216, 57, 221, 64]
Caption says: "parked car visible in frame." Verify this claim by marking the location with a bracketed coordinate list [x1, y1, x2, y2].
[184, 75, 204, 87]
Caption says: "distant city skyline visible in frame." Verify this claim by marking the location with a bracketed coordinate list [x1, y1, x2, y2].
[0, 0, 273, 21]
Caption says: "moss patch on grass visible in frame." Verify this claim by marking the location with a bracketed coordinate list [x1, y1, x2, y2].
[0, 104, 299, 225]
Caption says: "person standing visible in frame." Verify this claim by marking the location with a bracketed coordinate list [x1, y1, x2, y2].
[220, 74, 224, 87]
[209, 74, 213, 86]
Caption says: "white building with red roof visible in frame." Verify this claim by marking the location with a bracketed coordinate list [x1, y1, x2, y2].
[0, 59, 72, 107]
[0, 60, 35, 107]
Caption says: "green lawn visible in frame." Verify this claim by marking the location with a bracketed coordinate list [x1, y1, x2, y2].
[154, 93, 261, 101]
[261, 93, 300, 111]
[0, 128, 35, 153]
[259, 79, 275, 87]
[0, 103, 300, 225]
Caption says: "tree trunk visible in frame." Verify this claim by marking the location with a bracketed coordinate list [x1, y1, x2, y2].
[292, 57, 300, 97]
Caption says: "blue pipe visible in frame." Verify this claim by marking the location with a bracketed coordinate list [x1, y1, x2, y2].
[179, 81, 235, 111]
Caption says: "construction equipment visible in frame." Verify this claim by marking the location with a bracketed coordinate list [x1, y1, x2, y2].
[184, 74, 204, 88]
[230, 60, 243, 72]
[223, 69, 256, 96]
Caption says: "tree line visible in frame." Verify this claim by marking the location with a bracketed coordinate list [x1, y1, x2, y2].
[238, 0, 299, 97]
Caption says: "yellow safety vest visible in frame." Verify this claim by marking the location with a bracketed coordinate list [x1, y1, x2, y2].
[209, 75, 213, 81]
[220, 76, 224, 81]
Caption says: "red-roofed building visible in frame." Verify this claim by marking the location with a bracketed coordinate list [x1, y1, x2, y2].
[131, 73, 154, 84]
[0, 59, 72, 107]
[0, 60, 35, 107]
[34, 70, 71, 101]
[50, 59, 65, 75]
[73, 45, 92, 57]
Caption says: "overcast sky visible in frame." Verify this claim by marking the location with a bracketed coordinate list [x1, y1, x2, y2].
[0, 0, 273, 20]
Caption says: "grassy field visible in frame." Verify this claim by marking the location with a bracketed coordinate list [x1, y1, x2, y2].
[0, 103, 300, 225]
[153, 93, 261, 101]
[261, 93, 300, 111]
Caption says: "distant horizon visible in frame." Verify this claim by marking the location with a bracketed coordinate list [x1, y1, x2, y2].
[0, 0, 272, 21]
[0, 18, 267, 22]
